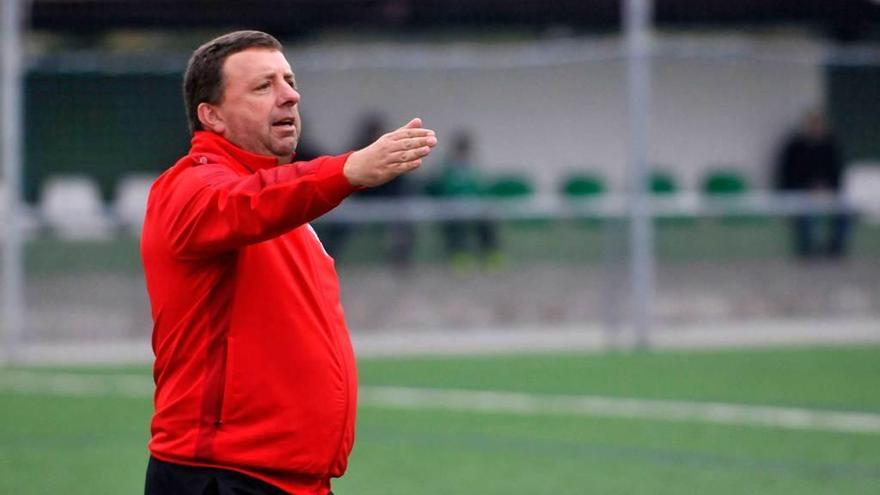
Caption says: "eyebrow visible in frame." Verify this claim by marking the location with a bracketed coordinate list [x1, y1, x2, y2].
[253, 71, 295, 82]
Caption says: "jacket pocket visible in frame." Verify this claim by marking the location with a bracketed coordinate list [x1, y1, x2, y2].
[218, 336, 238, 424]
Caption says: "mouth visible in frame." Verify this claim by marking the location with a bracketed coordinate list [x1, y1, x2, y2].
[272, 117, 296, 130]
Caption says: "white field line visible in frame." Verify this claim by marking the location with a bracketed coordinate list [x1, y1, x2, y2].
[3, 371, 880, 435]
[0, 370, 152, 398]
[359, 387, 880, 435]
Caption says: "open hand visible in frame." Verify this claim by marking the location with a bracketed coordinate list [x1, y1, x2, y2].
[343, 118, 438, 188]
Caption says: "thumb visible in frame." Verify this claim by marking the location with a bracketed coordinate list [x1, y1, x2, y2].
[402, 117, 422, 129]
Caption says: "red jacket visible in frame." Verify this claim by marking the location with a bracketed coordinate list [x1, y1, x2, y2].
[141, 131, 359, 494]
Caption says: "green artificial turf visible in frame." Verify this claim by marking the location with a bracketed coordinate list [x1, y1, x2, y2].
[2, 345, 879, 494]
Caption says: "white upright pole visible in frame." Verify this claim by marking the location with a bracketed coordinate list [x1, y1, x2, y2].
[2, 0, 26, 364]
[623, 0, 655, 348]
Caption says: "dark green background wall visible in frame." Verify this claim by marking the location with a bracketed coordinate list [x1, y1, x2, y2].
[828, 66, 880, 164]
[24, 71, 190, 203]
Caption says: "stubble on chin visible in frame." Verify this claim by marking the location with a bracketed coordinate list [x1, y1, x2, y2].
[272, 139, 297, 163]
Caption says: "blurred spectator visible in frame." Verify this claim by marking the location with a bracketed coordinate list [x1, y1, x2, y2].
[353, 112, 417, 269]
[429, 130, 501, 271]
[293, 123, 342, 255]
[775, 110, 850, 259]
[291, 129, 323, 163]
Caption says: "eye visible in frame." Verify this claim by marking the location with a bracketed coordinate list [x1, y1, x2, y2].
[256, 82, 271, 91]
[286, 79, 297, 90]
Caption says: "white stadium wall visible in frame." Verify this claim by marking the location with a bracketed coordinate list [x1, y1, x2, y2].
[295, 32, 824, 194]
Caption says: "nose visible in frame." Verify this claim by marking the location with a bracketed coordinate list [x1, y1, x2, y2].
[279, 82, 300, 107]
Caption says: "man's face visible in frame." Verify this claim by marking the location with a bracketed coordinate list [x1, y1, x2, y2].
[213, 48, 301, 163]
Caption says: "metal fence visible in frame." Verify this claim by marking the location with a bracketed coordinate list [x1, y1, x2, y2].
[2, 8, 880, 363]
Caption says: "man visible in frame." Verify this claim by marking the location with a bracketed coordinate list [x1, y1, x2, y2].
[141, 30, 437, 494]
[349, 112, 417, 269]
[429, 129, 500, 271]
[775, 110, 849, 259]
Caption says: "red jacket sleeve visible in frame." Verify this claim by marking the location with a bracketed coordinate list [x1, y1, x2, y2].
[158, 153, 355, 259]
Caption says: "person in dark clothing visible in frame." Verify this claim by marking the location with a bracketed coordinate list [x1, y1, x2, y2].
[293, 122, 347, 258]
[429, 130, 500, 271]
[775, 110, 850, 259]
[351, 112, 418, 269]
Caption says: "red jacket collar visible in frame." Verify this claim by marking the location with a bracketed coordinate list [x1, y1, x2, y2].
[189, 131, 296, 172]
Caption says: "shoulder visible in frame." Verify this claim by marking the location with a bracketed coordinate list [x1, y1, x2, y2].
[152, 153, 238, 199]
[179, 152, 246, 183]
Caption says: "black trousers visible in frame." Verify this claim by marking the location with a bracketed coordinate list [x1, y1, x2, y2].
[145, 456, 303, 495]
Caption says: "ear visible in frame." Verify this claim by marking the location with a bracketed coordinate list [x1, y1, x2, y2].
[197, 102, 225, 134]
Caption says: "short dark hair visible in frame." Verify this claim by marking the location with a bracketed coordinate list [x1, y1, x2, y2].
[183, 30, 283, 134]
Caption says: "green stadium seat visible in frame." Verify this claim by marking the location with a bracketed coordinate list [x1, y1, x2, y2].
[560, 172, 607, 228]
[648, 169, 692, 227]
[424, 166, 486, 198]
[649, 170, 678, 195]
[702, 170, 747, 196]
[560, 173, 606, 198]
[486, 175, 534, 198]
[485, 174, 539, 231]
[701, 169, 760, 225]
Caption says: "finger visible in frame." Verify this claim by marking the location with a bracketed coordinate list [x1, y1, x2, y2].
[388, 128, 435, 141]
[390, 135, 437, 152]
[402, 118, 422, 129]
[396, 158, 422, 173]
[396, 146, 432, 162]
